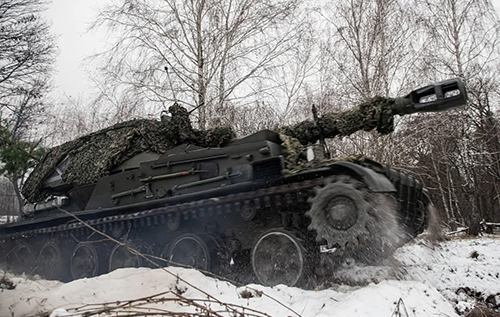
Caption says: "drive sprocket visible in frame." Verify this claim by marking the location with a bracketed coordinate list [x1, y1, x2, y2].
[307, 176, 401, 261]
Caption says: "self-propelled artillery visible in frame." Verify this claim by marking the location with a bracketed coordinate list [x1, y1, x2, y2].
[0, 78, 467, 287]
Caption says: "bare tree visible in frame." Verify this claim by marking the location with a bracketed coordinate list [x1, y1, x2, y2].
[42, 94, 117, 147]
[0, 0, 54, 133]
[0, 177, 19, 219]
[298, 0, 422, 163]
[418, 0, 499, 80]
[92, 0, 308, 129]
[410, 0, 500, 223]
[318, 0, 422, 102]
[0, 0, 55, 210]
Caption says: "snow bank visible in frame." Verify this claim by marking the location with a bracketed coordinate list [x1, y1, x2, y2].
[398, 236, 500, 295]
[0, 267, 457, 317]
[1, 234, 498, 317]
[333, 235, 500, 314]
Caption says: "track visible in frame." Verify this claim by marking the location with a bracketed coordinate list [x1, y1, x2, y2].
[0, 169, 427, 287]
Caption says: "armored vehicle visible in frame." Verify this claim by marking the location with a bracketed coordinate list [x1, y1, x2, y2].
[0, 79, 467, 287]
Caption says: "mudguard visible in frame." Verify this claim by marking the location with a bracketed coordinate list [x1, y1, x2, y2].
[329, 161, 396, 193]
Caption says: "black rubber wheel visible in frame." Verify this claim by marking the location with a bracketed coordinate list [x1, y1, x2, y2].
[70, 243, 99, 280]
[5, 243, 34, 274]
[251, 229, 307, 287]
[37, 241, 63, 280]
[307, 176, 400, 263]
[167, 233, 211, 271]
[109, 244, 141, 271]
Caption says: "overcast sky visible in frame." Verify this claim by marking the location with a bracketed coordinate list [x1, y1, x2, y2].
[45, 1, 500, 105]
[44, 0, 105, 102]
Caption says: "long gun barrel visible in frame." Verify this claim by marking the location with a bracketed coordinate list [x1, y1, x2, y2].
[279, 78, 468, 145]
[392, 78, 467, 115]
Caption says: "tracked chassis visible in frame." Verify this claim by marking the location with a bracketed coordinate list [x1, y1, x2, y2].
[0, 130, 428, 287]
[0, 78, 467, 287]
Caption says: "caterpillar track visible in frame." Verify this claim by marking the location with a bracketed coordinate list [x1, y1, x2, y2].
[0, 78, 467, 287]
[0, 159, 428, 287]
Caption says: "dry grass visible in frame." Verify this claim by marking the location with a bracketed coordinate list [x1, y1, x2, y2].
[470, 250, 480, 259]
[239, 288, 263, 299]
[57, 290, 273, 317]
[465, 304, 500, 317]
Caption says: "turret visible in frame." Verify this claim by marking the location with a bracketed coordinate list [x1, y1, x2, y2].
[21, 79, 467, 205]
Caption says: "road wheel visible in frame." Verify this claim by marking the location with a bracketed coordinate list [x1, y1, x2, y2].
[167, 233, 214, 271]
[5, 242, 34, 274]
[109, 243, 141, 271]
[251, 229, 310, 287]
[70, 242, 99, 280]
[37, 241, 63, 280]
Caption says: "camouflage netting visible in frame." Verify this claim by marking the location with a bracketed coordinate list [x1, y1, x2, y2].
[278, 97, 395, 145]
[23, 98, 394, 203]
[22, 104, 236, 203]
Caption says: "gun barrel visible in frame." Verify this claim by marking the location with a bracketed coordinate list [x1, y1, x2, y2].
[392, 78, 467, 115]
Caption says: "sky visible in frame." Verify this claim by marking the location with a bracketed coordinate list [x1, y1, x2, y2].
[45, 1, 500, 105]
[44, 0, 105, 101]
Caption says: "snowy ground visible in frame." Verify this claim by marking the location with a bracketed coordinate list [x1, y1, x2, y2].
[1, 234, 499, 317]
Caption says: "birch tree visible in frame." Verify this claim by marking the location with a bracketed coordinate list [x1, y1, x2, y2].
[305, 0, 421, 162]
[93, 0, 307, 129]
[413, 0, 500, 223]
[0, 0, 55, 209]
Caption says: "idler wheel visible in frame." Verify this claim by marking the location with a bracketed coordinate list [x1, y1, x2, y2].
[70, 243, 99, 280]
[251, 229, 307, 287]
[167, 233, 212, 271]
[109, 243, 141, 271]
[37, 241, 63, 280]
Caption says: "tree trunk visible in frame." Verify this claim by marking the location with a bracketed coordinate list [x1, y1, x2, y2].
[196, 0, 207, 130]
[432, 156, 451, 222]
[9, 177, 23, 216]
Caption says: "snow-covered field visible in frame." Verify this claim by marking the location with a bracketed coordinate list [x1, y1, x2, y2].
[1, 234, 499, 317]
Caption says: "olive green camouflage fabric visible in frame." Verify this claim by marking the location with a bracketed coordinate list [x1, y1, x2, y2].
[22, 104, 236, 203]
[23, 98, 394, 203]
[279, 133, 304, 170]
[279, 97, 395, 145]
[163, 103, 197, 145]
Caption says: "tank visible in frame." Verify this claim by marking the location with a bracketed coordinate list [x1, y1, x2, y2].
[0, 78, 467, 287]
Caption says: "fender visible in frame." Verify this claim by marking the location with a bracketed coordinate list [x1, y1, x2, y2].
[329, 161, 396, 193]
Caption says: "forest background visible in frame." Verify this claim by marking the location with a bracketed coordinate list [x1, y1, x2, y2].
[0, 0, 499, 228]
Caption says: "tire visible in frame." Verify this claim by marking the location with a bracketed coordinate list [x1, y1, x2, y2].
[70, 242, 100, 280]
[251, 229, 314, 287]
[37, 241, 64, 280]
[5, 242, 35, 275]
[109, 243, 141, 272]
[166, 233, 214, 271]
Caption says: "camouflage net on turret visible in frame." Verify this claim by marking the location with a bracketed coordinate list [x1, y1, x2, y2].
[22, 104, 235, 203]
[23, 98, 394, 203]
[278, 97, 395, 145]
